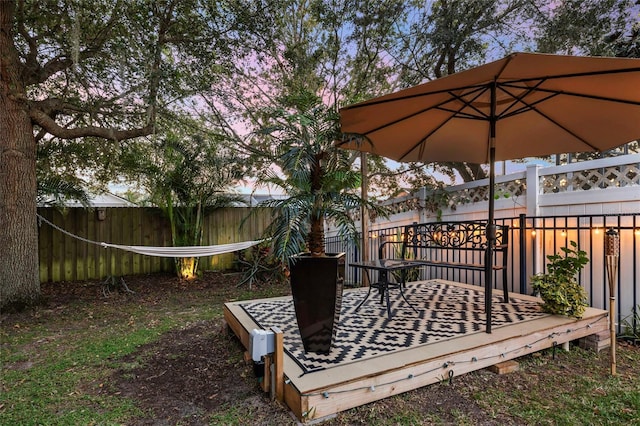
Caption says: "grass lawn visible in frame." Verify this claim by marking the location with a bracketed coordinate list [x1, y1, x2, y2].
[1, 271, 638, 425]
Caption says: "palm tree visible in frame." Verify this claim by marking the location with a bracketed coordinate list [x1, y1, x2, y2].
[36, 141, 91, 207]
[36, 175, 91, 208]
[252, 93, 387, 353]
[120, 130, 245, 279]
[255, 94, 385, 264]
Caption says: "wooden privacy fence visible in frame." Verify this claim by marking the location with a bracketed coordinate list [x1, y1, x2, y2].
[37, 207, 273, 283]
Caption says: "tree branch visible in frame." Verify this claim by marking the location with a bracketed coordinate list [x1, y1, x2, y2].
[22, 0, 124, 86]
[29, 106, 153, 141]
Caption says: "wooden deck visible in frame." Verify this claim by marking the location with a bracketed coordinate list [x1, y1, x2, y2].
[223, 279, 608, 423]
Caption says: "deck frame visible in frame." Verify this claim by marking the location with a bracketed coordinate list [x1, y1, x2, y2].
[223, 280, 608, 422]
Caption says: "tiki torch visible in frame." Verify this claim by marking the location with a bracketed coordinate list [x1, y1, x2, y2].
[605, 228, 619, 376]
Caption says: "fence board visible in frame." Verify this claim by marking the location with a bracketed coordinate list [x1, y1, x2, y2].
[37, 207, 272, 282]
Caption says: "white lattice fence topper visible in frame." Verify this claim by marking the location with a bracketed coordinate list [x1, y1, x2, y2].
[542, 163, 640, 193]
[447, 179, 526, 205]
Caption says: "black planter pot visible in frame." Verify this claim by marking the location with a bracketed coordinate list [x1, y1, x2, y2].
[289, 252, 345, 354]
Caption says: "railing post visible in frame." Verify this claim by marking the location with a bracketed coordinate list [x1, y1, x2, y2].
[519, 213, 527, 294]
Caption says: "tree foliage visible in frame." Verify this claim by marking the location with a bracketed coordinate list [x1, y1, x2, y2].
[117, 121, 247, 278]
[251, 93, 386, 263]
[0, 0, 269, 307]
[214, 0, 424, 195]
[533, 0, 634, 56]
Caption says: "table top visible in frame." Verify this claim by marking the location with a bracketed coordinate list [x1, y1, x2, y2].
[350, 259, 423, 271]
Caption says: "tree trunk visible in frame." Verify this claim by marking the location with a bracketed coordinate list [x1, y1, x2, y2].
[309, 215, 325, 255]
[0, 1, 40, 308]
[308, 153, 325, 256]
[447, 161, 487, 182]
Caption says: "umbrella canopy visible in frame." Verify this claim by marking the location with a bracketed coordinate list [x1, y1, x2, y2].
[338, 52, 640, 333]
[338, 52, 640, 163]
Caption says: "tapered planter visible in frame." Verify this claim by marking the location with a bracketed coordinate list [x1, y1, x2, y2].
[290, 252, 345, 354]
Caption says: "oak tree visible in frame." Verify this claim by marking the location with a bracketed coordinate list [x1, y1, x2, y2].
[0, 0, 263, 308]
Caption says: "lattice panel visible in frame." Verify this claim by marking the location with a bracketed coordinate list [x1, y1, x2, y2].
[351, 196, 421, 221]
[387, 196, 421, 215]
[447, 179, 526, 205]
[542, 163, 640, 193]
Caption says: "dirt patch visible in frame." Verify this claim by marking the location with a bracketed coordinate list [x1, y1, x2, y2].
[111, 320, 279, 425]
[97, 272, 295, 425]
[34, 272, 293, 425]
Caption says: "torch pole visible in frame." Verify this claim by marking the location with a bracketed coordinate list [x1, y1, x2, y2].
[605, 229, 619, 376]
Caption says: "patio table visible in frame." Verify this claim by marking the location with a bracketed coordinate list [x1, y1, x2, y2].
[350, 259, 422, 318]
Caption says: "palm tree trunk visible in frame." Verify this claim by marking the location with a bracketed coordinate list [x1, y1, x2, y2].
[309, 215, 325, 255]
[309, 153, 325, 255]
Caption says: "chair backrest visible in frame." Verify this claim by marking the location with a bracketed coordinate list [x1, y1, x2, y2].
[401, 221, 509, 258]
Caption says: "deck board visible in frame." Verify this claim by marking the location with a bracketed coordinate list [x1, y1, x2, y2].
[223, 279, 608, 422]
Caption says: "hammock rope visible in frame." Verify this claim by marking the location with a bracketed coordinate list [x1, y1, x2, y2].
[37, 213, 264, 258]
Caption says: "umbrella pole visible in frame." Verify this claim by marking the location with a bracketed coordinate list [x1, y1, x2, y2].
[486, 144, 496, 334]
[361, 152, 370, 287]
[485, 83, 498, 334]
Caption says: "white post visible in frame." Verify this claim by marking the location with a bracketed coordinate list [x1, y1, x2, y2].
[525, 164, 541, 217]
[526, 164, 544, 276]
[418, 186, 428, 223]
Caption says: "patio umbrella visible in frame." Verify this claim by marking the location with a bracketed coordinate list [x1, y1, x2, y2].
[337, 52, 640, 332]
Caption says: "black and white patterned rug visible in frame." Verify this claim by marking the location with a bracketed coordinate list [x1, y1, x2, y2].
[240, 281, 547, 374]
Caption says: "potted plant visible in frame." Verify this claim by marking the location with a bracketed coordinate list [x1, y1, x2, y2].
[252, 93, 385, 353]
[531, 241, 589, 318]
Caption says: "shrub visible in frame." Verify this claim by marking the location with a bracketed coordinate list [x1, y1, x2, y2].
[531, 241, 589, 318]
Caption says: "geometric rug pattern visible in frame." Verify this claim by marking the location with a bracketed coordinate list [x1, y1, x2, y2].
[240, 281, 547, 374]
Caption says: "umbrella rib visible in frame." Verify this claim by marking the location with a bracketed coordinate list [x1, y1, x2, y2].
[495, 79, 549, 118]
[401, 115, 453, 161]
[497, 82, 560, 120]
[497, 79, 640, 121]
[397, 88, 490, 161]
[505, 84, 640, 106]
[335, 132, 374, 149]
[498, 94, 559, 120]
[506, 91, 600, 151]
[351, 105, 437, 139]
[350, 86, 487, 138]
[447, 87, 490, 120]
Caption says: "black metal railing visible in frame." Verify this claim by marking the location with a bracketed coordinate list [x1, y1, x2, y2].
[326, 213, 640, 334]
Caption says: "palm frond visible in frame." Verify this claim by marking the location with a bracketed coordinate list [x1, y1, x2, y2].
[252, 95, 377, 259]
[37, 176, 91, 208]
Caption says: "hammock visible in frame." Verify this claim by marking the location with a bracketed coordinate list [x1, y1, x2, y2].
[101, 240, 264, 258]
[37, 213, 264, 258]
